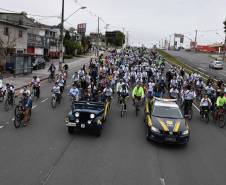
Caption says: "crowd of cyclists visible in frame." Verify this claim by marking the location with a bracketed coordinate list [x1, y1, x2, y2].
[0, 46, 226, 127]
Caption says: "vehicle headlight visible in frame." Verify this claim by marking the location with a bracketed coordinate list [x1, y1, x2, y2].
[182, 130, 189, 136]
[65, 117, 69, 123]
[87, 120, 92, 124]
[75, 119, 79, 123]
[90, 114, 95, 119]
[151, 126, 160, 133]
[75, 112, 80, 117]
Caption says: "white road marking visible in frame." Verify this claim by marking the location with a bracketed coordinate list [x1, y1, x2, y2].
[41, 98, 48, 103]
[0, 125, 4, 129]
[12, 118, 15, 121]
[193, 103, 200, 112]
[198, 67, 207, 72]
[32, 105, 38, 109]
[160, 178, 166, 185]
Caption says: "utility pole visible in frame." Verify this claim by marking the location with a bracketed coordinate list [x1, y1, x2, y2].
[97, 16, 100, 58]
[126, 31, 129, 46]
[194, 29, 198, 52]
[59, 0, 65, 72]
[105, 24, 110, 50]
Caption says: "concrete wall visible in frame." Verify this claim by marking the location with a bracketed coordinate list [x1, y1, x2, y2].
[0, 23, 27, 51]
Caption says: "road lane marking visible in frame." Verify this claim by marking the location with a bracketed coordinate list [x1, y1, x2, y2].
[193, 103, 200, 112]
[0, 126, 4, 129]
[12, 118, 15, 121]
[160, 178, 166, 185]
[32, 105, 38, 109]
[41, 98, 48, 103]
[198, 67, 207, 72]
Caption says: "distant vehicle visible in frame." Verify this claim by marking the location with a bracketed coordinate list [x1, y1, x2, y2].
[209, 60, 223, 70]
[144, 98, 190, 144]
[65, 101, 110, 136]
[32, 56, 46, 70]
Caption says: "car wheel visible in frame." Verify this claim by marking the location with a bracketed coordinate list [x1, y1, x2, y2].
[95, 129, 101, 137]
[68, 127, 74, 134]
[146, 127, 151, 141]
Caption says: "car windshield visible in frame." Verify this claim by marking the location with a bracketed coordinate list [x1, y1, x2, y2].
[152, 106, 183, 119]
[216, 61, 222, 64]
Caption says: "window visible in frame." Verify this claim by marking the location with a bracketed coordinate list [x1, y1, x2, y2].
[4, 27, 9, 36]
[19, 30, 23, 38]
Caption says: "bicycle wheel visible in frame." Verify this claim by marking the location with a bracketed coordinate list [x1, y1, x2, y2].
[14, 117, 21, 128]
[218, 114, 225, 128]
[51, 97, 56, 108]
[204, 112, 209, 123]
[120, 103, 124, 117]
[4, 99, 9, 111]
[135, 104, 139, 117]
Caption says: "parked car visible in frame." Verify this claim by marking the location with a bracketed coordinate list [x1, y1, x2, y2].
[32, 56, 46, 70]
[209, 60, 223, 70]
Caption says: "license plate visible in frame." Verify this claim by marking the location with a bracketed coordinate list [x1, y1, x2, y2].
[81, 124, 85, 129]
[165, 137, 176, 142]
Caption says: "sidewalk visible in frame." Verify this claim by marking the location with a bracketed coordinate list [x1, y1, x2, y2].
[3, 54, 94, 90]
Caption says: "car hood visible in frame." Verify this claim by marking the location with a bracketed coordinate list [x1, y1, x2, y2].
[152, 116, 187, 132]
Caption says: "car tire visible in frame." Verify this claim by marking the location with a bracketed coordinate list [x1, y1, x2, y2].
[95, 129, 101, 137]
[146, 127, 151, 141]
[68, 127, 74, 134]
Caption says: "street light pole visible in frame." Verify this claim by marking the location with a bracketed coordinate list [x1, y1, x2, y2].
[59, 0, 65, 71]
[97, 17, 100, 58]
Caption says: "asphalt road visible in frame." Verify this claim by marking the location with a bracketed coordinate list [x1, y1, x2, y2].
[1, 57, 226, 185]
[166, 50, 226, 81]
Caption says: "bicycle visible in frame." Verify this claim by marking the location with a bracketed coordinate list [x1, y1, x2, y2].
[134, 97, 142, 117]
[120, 96, 129, 117]
[216, 107, 226, 128]
[14, 101, 31, 128]
[184, 100, 193, 121]
[48, 72, 55, 83]
[4, 92, 15, 111]
[200, 107, 210, 123]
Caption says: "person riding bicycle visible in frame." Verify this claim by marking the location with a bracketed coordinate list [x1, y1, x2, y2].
[63, 64, 69, 78]
[69, 83, 80, 101]
[200, 94, 212, 116]
[57, 74, 65, 94]
[48, 62, 56, 79]
[132, 82, 144, 106]
[183, 85, 196, 116]
[21, 92, 32, 126]
[214, 92, 226, 120]
[31, 76, 40, 98]
[103, 83, 113, 103]
[119, 82, 129, 111]
[4, 83, 15, 104]
[116, 79, 123, 99]
[52, 82, 61, 103]
[170, 86, 179, 99]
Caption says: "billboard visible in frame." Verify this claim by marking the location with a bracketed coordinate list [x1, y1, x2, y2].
[77, 23, 86, 35]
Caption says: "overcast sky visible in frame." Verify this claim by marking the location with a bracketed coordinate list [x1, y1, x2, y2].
[1, 0, 226, 47]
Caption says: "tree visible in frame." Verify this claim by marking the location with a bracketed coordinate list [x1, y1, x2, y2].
[223, 19, 226, 61]
[115, 31, 125, 46]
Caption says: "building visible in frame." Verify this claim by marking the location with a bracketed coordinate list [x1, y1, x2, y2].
[196, 43, 226, 53]
[0, 20, 28, 68]
[0, 12, 60, 58]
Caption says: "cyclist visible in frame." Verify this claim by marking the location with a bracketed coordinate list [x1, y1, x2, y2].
[132, 82, 145, 106]
[119, 82, 129, 111]
[4, 83, 15, 105]
[20, 86, 31, 97]
[69, 83, 80, 101]
[48, 62, 56, 80]
[170, 86, 179, 99]
[57, 74, 65, 94]
[31, 76, 40, 98]
[103, 83, 113, 103]
[21, 92, 32, 126]
[183, 85, 196, 116]
[116, 79, 123, 101]
[200, 94, 212, 116]
[52, 82, 61, 103]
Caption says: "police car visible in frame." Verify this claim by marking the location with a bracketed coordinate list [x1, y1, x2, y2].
[145, 98, 190, 144]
